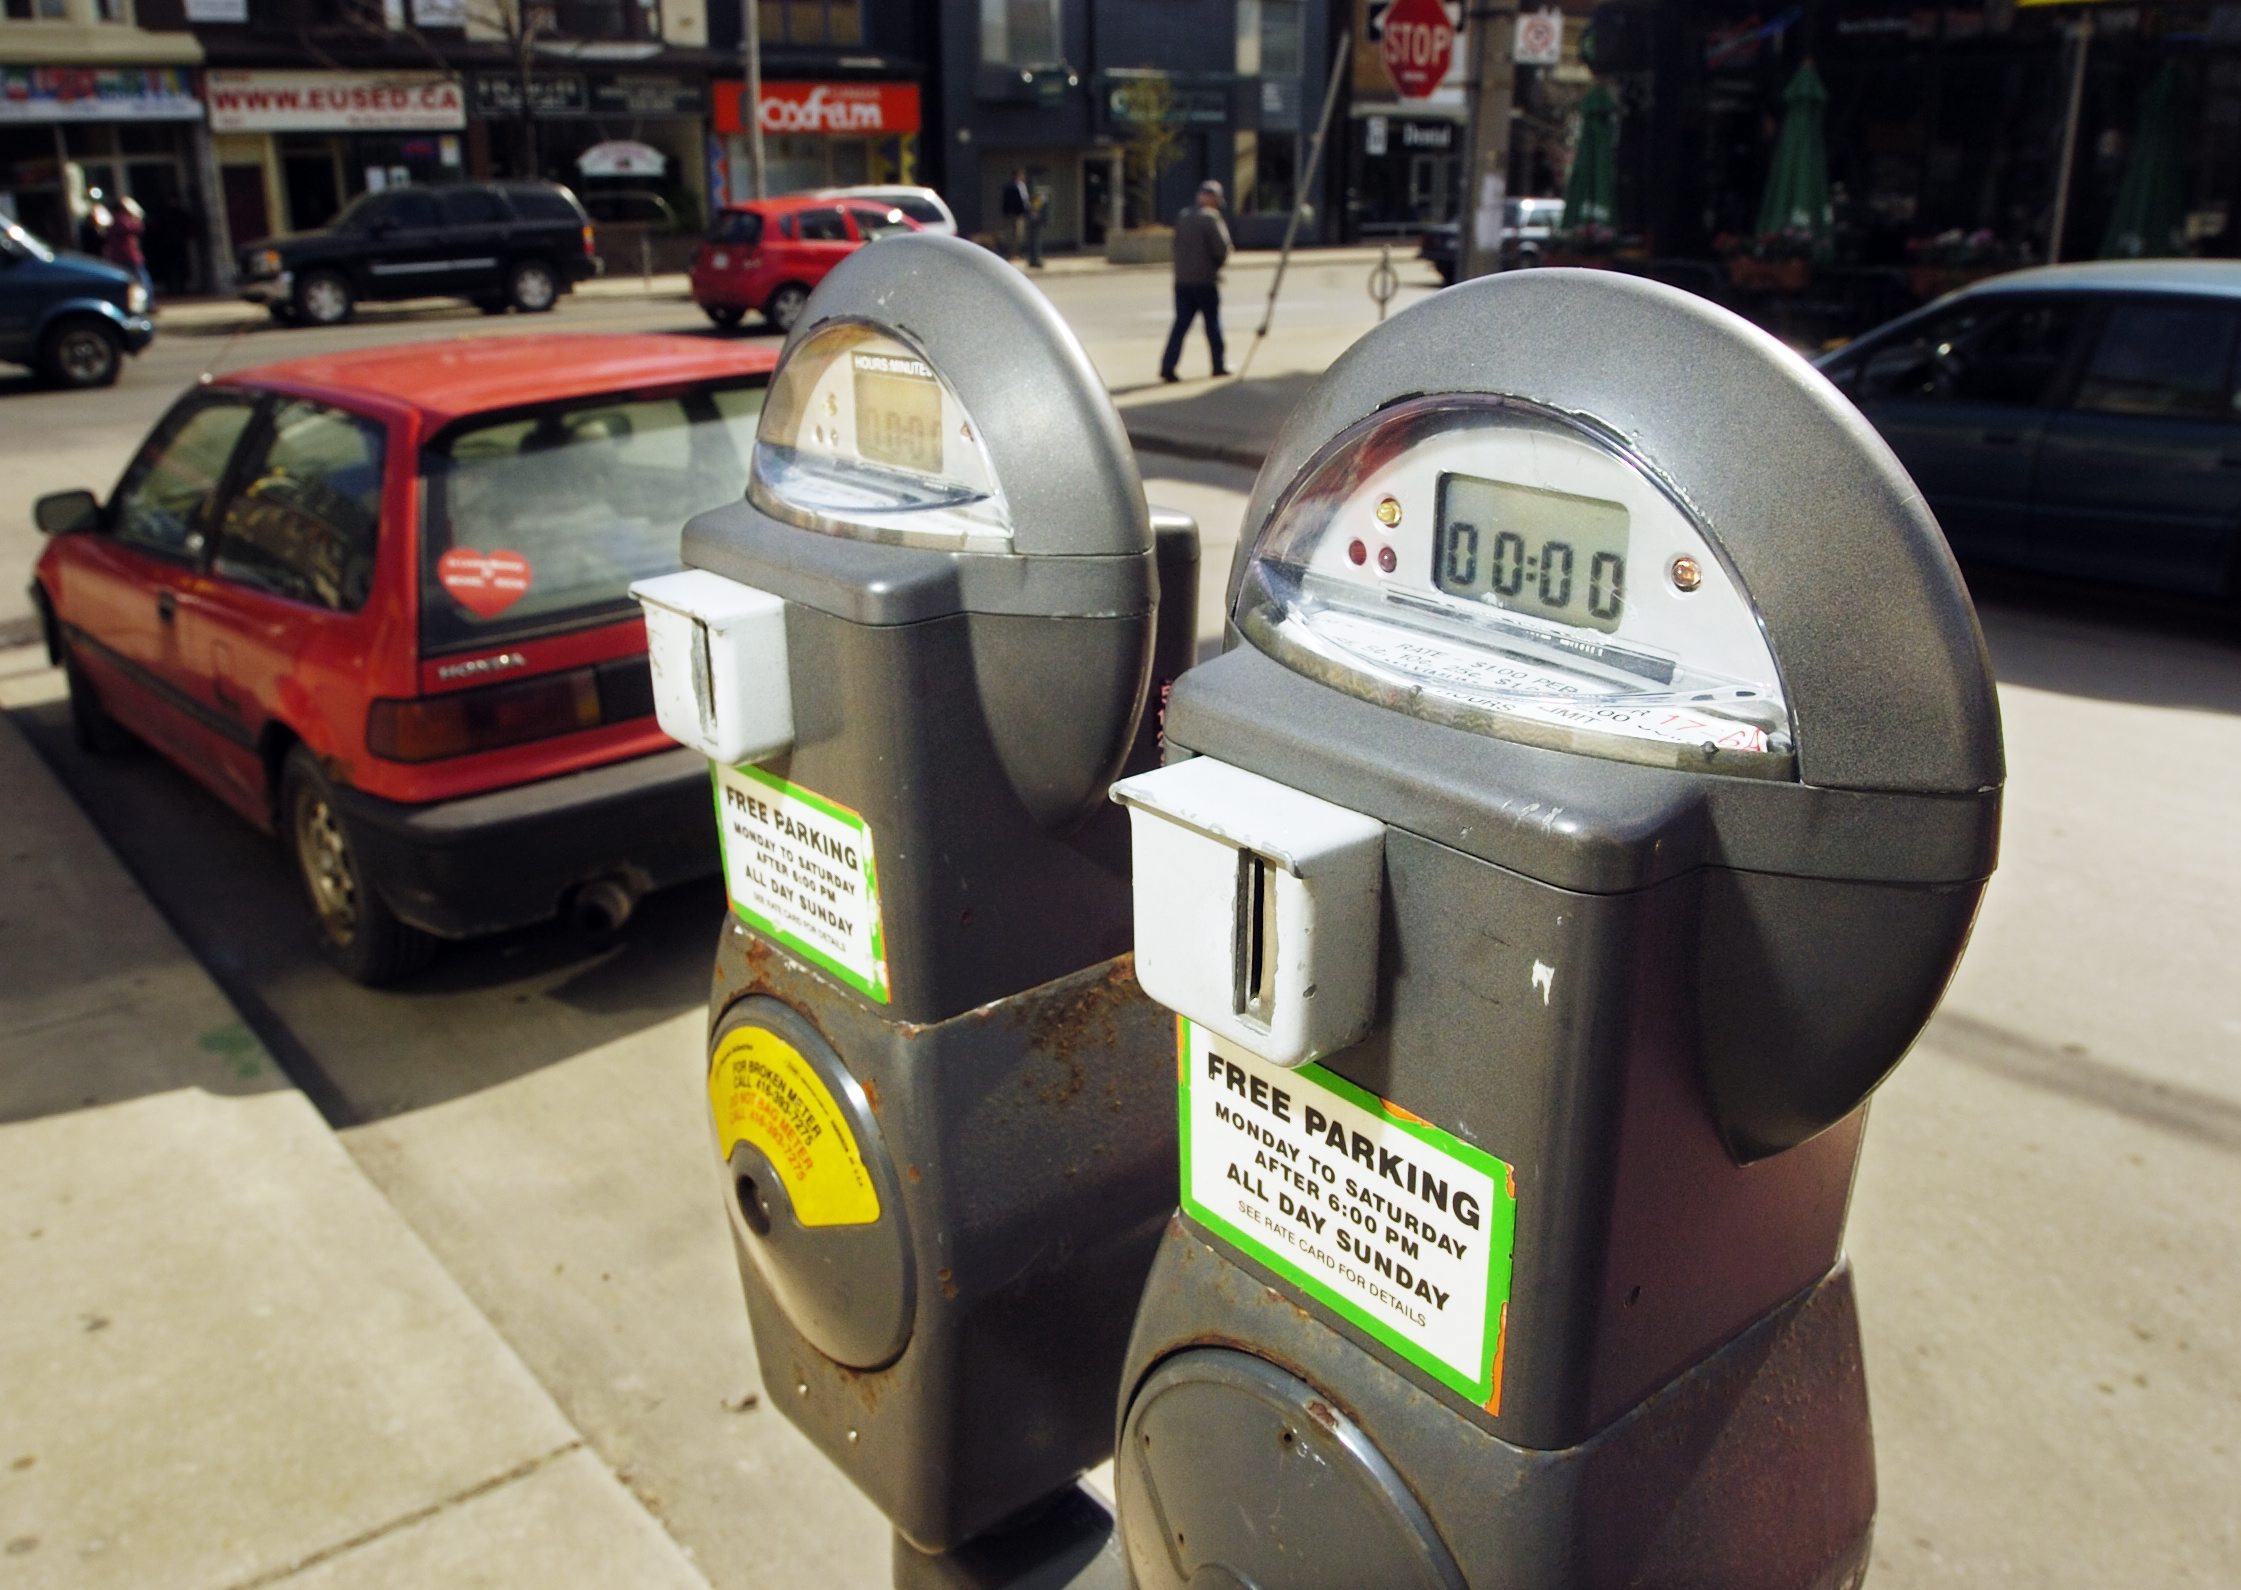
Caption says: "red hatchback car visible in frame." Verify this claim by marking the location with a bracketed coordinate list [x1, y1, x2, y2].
[28, 333, 778, 983]
[690, 193, 919, 334]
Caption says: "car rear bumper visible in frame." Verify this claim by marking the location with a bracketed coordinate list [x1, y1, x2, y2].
[333, 744, 716, 939]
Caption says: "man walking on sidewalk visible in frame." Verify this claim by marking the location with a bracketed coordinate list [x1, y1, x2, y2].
[1161, 180, 1232, 382]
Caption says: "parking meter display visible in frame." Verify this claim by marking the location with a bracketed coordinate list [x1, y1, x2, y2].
[1432, 474, 1629, 633]
[1237, 396, 1795, 775]
[750, 321, 1013, 548]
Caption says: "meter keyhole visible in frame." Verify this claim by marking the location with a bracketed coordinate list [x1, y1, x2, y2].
[1233, 851, 1279, 1029]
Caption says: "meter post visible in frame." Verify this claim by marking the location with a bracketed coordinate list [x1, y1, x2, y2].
[632, 234, 1200, 1587]
[1107, 270, 2003, 1587]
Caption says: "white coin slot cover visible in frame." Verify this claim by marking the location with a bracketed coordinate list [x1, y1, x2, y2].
[631, 568, 794, 767]
[1113, 757, 1384, 1070]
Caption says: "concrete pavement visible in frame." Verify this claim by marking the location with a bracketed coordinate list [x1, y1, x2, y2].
[0, 646, 709, 1590]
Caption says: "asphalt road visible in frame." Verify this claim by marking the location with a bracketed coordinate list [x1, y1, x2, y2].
[5, 266, 2239, 1586]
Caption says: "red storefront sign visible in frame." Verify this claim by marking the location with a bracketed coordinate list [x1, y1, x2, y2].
[713, 80, 921, 137]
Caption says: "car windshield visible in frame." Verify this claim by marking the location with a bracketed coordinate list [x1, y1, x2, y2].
[2, 216, 55, 262]
[420, 380, 767, 649]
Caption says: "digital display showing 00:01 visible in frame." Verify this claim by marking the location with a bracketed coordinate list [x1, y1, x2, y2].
[1431, 471, 1630, 634]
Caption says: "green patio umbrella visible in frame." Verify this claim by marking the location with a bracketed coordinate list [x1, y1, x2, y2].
[1563, 83, 1618, 230]
[2101, 63, 2186, 260]
[1754, 61, 1833, 250]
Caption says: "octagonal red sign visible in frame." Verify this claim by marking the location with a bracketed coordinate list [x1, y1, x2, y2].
[1381, 0, 1455, 100]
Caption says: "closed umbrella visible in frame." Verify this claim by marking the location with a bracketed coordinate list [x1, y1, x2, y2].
[1562, 83, 1618, 231]
[2101, 63, 2186, 260]
[1754, 61, 1832, 251]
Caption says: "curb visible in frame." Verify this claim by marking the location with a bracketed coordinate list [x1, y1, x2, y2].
[1124, 424, 1269, 473]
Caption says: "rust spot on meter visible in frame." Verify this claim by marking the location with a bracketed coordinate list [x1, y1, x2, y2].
[937, 1266, 958, 1302]
[861, 1077, 881, 1113]
[1303, 1399, 1339, 1433]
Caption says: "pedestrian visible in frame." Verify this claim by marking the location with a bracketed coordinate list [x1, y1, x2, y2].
[104, 195, 152, 304]
[78, 188, 111, 257]
[1025, 183, 1047, 269]
[1160, 179, 1232, 383]
[1001, 167, 1032, 260]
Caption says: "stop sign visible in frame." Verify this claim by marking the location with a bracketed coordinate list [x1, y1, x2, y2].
[1381, 0, 1455, 100]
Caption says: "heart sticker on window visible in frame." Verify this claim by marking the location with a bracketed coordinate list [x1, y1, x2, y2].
[437, 548, 532, 618]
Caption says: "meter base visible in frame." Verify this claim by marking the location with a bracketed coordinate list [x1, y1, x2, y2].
[1117, 1218, 1876, 1590]
[716, 945, 1178, 1555]
[891, 1485, 1129, 1590]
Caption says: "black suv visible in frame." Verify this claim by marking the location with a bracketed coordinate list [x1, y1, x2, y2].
[238, 181, 600, 326]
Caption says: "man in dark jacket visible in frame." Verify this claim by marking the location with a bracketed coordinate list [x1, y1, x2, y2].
[1161, 180, 1233, 382]
[1001, 167, 1032, 259]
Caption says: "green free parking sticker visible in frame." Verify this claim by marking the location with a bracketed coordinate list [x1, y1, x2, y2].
[712, 763, 889, 1004]
[1179, 1019, 1518, 1410]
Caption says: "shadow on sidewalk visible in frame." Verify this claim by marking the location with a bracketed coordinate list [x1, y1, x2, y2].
[1116, 371, 1321, 466]
[8, 696, 718, 1129]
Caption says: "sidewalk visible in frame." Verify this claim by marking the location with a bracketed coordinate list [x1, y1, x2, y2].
[150, 243, 1414, 337]
[0, 649, 707, 1590]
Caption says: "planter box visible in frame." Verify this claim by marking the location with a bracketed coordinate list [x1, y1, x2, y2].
[1908, 264, 1999, 302]
[1106, 228, 1173, 265]
[1726, 255, 1812, 292]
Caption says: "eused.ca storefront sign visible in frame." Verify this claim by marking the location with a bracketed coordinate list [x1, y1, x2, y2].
[206, 70, 465, 133]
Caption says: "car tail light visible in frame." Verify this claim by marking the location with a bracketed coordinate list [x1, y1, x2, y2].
[582, 224, 596, 258]
[367, 660, 652, 761]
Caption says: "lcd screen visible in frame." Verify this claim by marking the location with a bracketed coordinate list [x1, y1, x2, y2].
[852, 350, 942, 474]
[1432, 473, 1631, 634]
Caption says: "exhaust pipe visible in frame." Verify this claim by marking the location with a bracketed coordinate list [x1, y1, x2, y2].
[569, 875, 640, 937]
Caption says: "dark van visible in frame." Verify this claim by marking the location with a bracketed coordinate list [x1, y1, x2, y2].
[237, 181, 601, 327]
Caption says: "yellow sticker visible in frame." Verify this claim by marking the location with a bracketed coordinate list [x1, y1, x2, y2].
[708, 1024, 881, 1228]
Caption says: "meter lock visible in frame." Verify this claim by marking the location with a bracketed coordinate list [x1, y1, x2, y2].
[707, 1001, 914, 1370]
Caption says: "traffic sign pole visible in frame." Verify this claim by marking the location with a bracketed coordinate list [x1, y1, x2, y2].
[1458, 0, 1518, 282]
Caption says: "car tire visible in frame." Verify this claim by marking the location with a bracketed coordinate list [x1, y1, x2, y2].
[64, 652, 134, 754]
[281, 745, 434, 986]
[296, 270, 354, 327]
[507, 258, 559, 314]
[764, 282, 810, 333]
[40, 318, 121, 389]
[1435, 264, 1457, 288]
[704, 304, 745, 331]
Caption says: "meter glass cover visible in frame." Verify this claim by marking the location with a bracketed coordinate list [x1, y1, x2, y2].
[1237, 396, 1796, 777]
[750, 320, 1013, 549]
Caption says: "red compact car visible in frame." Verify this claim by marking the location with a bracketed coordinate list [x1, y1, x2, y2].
[28, 333, 778, 983]
[690, 192, 919, 334]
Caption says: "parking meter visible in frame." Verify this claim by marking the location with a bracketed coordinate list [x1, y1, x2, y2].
[632, 233, 1196, 1586]
[1109, 271, 2002, 1589]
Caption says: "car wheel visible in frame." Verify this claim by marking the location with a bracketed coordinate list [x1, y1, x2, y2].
[41, 318, 121, 389]
[507, 259, 559, 314]
[296, 270, 354, 327]
[765, 283, 810, 333]
[704, 304, 745, 331]
[281, 745, 434, 986]
[64, 653, 134, 754]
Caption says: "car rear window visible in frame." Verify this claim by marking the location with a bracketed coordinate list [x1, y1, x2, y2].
[418, 380, 767, 650]
[713, 210, 763, 245]
[890, 196, 945, 225]
[506, 187, 582, 223]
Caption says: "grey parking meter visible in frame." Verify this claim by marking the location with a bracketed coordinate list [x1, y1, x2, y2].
[1109, 271, 2002, 1589]
[632, 235, 1197, 1584]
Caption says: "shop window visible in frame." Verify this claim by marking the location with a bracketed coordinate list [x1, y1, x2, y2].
[98, 0, 128, 21]
[1236, 0, 1301, 78]
[981, 0, 1061, 68]
[1234, 129, 1298, 216]
[548, 0, 658, 40]
[761, 0, 859, 43]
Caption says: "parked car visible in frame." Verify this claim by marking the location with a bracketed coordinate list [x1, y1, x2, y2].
[236, 180, 601, 328]
[27, 334, 778, 983]
[0, 215, 154, 388]
[690, 193, 921, 333]
[1817, 261, 2241, 603]
[814, 185, 958, 236]
[1418, 198, 1567, 286]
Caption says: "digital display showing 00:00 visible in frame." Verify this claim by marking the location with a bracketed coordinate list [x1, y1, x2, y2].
[1431, 472, 1630, 634]
[851, 350, 944, 475]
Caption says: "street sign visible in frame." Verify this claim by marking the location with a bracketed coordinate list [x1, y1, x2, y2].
[1380, 0, 1455, 100]
[1514, 8, 1563, 65]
